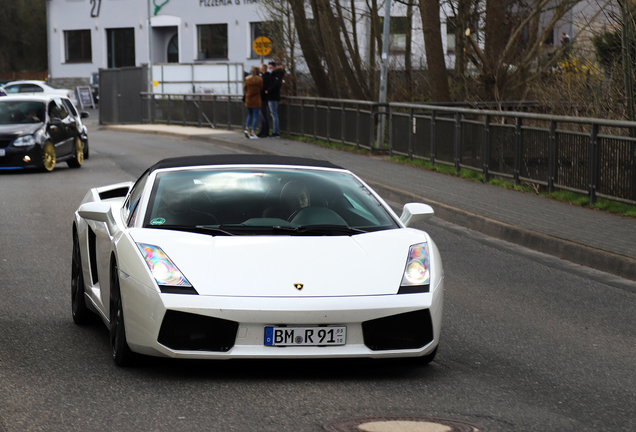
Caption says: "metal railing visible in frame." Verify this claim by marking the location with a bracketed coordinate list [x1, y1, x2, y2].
[141, 93, 636, 206]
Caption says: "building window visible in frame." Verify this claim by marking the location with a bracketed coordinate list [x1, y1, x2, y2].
[197, 24, 228, 60]
[250, 22, 279, 59]
[65, 30, 92, 63]
[378, 16, 408, 53]
[446, 17, 457, 54]
[106, 28, 135, 68]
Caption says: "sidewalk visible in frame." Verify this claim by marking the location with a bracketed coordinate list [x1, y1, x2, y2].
[107, 124, 636, 281]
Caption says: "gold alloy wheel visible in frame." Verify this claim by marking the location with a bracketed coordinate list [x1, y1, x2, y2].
[42, 142, 56, 172]
[76, 138, 84, 165]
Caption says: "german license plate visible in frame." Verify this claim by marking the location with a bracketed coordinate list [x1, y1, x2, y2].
[0, 149, 4, 157]
[264, 326, 346, 346]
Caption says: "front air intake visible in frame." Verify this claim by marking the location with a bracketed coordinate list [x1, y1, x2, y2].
[158, 310, 239, 352]
[362, 309, 433, 351]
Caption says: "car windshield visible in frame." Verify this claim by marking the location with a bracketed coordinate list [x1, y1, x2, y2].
[0, 101, 45, 124]
[143, 168, 399, 235]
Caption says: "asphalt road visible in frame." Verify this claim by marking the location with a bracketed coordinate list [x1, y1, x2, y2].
[0, 129, 635, 432]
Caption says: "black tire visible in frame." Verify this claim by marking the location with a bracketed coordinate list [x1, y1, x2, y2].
[71, 229, 94, 325]
[110, 259, 135, 366]
[83, 139, 90, 159]
[67, 137, 84, 168]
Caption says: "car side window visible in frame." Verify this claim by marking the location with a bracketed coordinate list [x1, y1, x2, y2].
[20, 84, 43, 93]
[62, 99, 78, 117]
[123, 171, 150, 227]
[49, 100, 68, 120]
[4, 85, 19, 94]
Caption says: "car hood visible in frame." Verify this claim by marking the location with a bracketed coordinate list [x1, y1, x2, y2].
[129, 228, 430, 297]
[0, 123, 42, 139]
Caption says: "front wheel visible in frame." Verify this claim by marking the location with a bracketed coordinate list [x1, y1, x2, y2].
[42, 141, 56, 172]
[67, 137, 84, 168]
[110, 260, 134, 366]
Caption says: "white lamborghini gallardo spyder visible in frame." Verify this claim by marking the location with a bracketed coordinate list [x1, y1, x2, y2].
[71, 155, 444, 366]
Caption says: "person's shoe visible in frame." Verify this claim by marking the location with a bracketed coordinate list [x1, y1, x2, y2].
[249, 133, 259, 139]
[257, 132, 269, 138]
[244, 129, 250, 138]
[272, 133, 281, 138]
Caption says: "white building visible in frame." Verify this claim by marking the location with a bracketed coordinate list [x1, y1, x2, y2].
[46, 0, 610, 91]
[47, 0, 276, 88]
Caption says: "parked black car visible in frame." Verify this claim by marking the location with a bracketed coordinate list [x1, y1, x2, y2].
[0, 95, 87, 172]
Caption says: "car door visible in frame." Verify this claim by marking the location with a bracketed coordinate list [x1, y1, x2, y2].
[47, 99, 73, 156]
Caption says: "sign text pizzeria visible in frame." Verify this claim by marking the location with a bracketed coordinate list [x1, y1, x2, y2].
[199, 0, 260, 6]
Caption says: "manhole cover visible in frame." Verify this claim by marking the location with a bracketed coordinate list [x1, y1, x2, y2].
[323, 416, 487, 432]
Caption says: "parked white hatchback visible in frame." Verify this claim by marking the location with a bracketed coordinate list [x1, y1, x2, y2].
[3, 80, 78, 106]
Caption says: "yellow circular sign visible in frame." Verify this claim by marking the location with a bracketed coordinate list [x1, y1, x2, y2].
[253, 36, 273, 57]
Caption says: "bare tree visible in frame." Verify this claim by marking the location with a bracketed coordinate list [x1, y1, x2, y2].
[419, 0, 451, 101]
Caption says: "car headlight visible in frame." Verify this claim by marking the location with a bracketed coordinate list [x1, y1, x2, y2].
[13, 135, 36, 147]
[399, 242, 430, 293]
[137, 243, 192, 288]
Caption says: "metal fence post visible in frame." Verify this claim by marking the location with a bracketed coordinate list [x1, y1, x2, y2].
[212, 96, 217, 128]
[327, 100, 331, 144]
[151, 94, 156, 125]
[430, 110, 437, 166]
[313, 99, 317, 140]
[388, 105, 394, 157]
[483, 114, 491, 183]
[369, 105, 376, 150]
[408, 107, 414, 160]
[589, 123, 599, 204]
[341, 101, 346, 145]
[454, 112, 462, 174]
[300, 99, 305, 137]
[182, 95, 187, 127]
[514, 116, 523, 186]
[167, 94, 172, 126]
[355, 103, 360, 150]
[227, 96, 231, 130]
[197, 95, 202, 128]
[548, 120, 557, 193]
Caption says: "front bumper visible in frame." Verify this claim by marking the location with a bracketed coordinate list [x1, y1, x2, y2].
[120, 275, 444, 360]
[0, 145, 42, 169]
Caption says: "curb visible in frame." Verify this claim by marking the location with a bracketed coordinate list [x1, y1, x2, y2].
[104, 125, 636, 281]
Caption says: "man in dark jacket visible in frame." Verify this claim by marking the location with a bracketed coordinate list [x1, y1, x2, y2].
[258, 64, 271, 138]
[265, 61, 285, 138]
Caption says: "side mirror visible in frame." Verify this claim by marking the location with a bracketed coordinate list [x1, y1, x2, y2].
[80, 111, 90, 119]
[78, 202, 112, 223]
[400, 203, 434, 227]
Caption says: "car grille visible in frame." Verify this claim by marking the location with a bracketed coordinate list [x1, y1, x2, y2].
[0, 140, 10, 149]
[362, 309, 433, 351]
[157, 310, 239, 352]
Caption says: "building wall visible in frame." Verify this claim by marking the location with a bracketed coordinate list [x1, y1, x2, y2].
[48, 0, 266, 83]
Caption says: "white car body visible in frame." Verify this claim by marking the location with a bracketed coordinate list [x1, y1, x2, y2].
[4, 80, 78, 106]
[71, 155, 444, 366]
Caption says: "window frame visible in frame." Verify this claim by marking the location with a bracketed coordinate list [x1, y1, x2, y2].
[197, 24, 229, 60]
[64, 29, 92, 64]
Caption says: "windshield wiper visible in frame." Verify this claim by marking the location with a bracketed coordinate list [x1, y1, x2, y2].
[272, 225, 367, 236]
[148, 225, 236, 236]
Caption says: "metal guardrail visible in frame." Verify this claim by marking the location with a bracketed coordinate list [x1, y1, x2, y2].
[141, 93, 636, 206]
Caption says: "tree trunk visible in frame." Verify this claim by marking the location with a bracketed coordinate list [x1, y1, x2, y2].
[419, 0, 451, 101]
[405, 0, 414, 96]
[289, 0, 332, 98]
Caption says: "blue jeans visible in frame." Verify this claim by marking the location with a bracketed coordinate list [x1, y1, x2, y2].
[268, 100, 279, 134]
[246, 107, 259, 131]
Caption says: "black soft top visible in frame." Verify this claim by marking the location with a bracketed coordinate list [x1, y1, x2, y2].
[148, 154, 343, 173]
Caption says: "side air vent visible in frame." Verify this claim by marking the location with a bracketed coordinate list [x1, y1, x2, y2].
[158, 310, 239, 352]
[99, 187, 130, 201]
[88, 227, 99, 284]
[362, 309, 433, 351]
